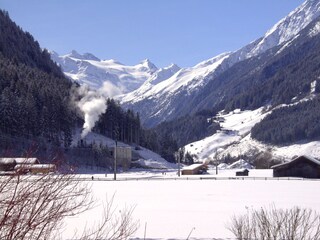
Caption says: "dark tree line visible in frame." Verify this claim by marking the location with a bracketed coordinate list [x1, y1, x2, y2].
[0, 9, 76, 148]
[96, 99, 141, 145]
[140, 112, 220, 162]
[0, 10, 63, 78]
[0, 54, 75, 146]
[252, 97, 320, 145]
[153, 112, 219, 147]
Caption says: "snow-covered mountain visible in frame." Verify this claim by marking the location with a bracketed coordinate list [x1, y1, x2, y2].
[50, 50, 159, 94]
[120, 0, 320, 127]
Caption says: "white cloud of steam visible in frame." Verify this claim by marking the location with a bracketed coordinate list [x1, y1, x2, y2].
[76, 82, 123, 139]
[78, 96, 106, 138]
[98, 81, 123, 98]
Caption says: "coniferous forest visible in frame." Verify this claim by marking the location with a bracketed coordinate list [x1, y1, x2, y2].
[0, 10, 75, 148]
[251, 97, 320, 145]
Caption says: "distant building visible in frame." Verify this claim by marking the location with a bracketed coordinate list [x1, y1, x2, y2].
[15, 164, 56, 174]
[236, 169, 249, 176]
[181, 163, 208, 175]
[14, 158, 40, 165]
[272, 155, 320, 178]
[0, 158, 16, 171]
[0, 158, 56, 175]
[111, 147, 132, 170]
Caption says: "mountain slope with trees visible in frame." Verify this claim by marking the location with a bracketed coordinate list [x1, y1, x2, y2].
[147, 15, 320, 148]
[0, 10, 76, 149]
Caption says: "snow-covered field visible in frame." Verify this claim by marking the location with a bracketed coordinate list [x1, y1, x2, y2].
[60, 172, 320, 240]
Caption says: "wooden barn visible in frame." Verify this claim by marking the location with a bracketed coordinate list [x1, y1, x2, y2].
[236, 169, 249, 176]
[0, 158, 56, 175]
[272, 155, 320, 178]
[15, 164, 56, 174]
[181, 163, 208, 175]
[0, 158, 40, 171]
[0, 158, 16, 171]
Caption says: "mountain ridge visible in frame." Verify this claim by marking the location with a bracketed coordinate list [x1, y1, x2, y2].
[50, 50, 161, 94]
[119, 0, 320, 127]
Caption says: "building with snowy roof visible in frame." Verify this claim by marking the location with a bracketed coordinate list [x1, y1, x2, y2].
[181, 163, 208, 175]
[0, 158, 56, 174]
[0, 158, 16, 171]
[14, 164, 56, 174]
[272, 155, 320, 178]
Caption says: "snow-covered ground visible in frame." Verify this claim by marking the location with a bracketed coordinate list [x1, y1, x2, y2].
[185, 107, 320, 162]
[60, 173, 320, 240]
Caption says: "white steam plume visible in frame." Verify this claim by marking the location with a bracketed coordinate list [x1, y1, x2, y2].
[76, 82, 123, 139]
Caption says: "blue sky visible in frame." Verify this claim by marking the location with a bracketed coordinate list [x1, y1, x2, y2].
[1, 0, 304, 68]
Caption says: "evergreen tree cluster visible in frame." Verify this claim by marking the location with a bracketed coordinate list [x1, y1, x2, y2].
[224, 31, 320, 112]
[0, 10, 63, 78]
[96, 99, 141, 145]
[251, 97, 320, 145]
[145, 113, 220, 162]
[0, 9, 76, 147]
[154, 113, 219, 147]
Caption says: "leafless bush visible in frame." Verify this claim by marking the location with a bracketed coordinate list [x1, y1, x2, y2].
[227, 205, 320, 240]
[77, 195, 138, 240]
[0, 174, 138, 240]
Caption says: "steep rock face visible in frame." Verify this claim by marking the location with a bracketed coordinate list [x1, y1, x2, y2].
[120, 0, 320, 127]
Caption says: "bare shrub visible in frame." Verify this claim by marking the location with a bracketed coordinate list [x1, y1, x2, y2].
[227, 205, 320, 240]
[0, 174, 138, 240]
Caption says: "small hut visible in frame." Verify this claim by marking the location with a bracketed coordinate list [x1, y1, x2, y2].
[181, 163, 208, 175]
[272, 155, 320, 178]
[0, 158, 16, 171]
[236, 169, 249, 176]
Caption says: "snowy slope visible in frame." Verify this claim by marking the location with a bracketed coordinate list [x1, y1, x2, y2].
[185, 107, 320, 163]
[121, 53, 230, 103]
[185, 108, 269, 160]
[51, 50, 158, 94]
[120, 0, 320, 126]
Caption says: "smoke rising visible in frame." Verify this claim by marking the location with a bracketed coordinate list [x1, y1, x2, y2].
[76, 82, 122, 139]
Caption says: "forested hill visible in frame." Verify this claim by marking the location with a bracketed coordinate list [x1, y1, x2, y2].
[0, 11, 63, 78]
[0, 9, 76, 148]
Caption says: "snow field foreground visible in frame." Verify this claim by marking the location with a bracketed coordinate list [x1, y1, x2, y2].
[61, 178, 320, 240]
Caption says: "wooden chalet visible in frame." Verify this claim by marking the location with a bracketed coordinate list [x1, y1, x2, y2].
[272, 155, 320, 178]
[0, 157, 56, 175]
[181, 163, 208, 175]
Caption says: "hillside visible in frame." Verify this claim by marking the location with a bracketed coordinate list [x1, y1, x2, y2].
[0, 10, 76, 150]
[184, 107, 320, 165]
[120, 0, 320, 127]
